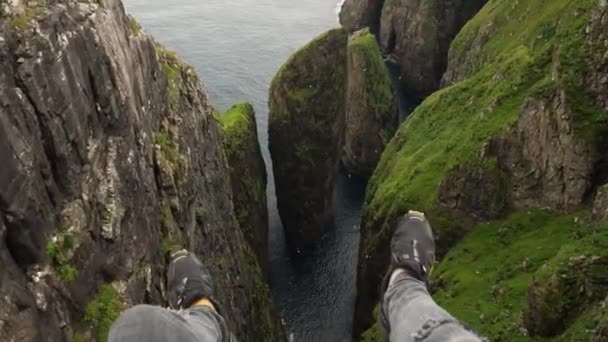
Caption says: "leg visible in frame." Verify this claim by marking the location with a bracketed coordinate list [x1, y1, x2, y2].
[109, 250, 233, 341]
[109, 304, 229, 342]
[380, 211, 483, 342]
[383, 270, 482, 341]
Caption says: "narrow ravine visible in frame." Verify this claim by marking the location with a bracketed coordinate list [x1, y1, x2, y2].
[124, 0, 364, 340]
[269, 172, 366, 341]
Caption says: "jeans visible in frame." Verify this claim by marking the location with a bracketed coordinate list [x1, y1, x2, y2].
[109, 275, 482, 342]
[109, 304, 232, 342]
[383, 274, 483, 342]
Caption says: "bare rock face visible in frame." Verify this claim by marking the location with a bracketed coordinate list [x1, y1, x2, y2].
[438, 160, 508, 220]
[269, 28, 347, 250]
[343, 28, 397, 177]
[339, 0, 385, 33]
[593, 185, 608, 222]
[377, 0, 488, 98]
[0, 1, 281, 341]
[494, 92, 595, 211]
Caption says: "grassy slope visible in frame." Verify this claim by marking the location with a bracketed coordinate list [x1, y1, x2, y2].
[366, 0, 604, 235]
[359, 0, 608, 339]
[362, 210, 607, 341]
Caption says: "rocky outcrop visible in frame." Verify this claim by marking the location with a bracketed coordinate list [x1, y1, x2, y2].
[379, 0, 488, 98]
[353, 0, 608, 336]
[343, 28, 397, 177]
[340, 0, 488, 99]
[0, 1, 282, 341]
[438, 159, 508, 221]
[339, 0, 385, 33]
[525, 235, 608, 337]
[494, 92, 595, 211]
[219, 103, 270, 275]
[269, 28, 347, 250]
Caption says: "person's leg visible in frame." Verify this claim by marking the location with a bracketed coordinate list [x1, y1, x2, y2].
[380, 211, 483, 342]
[109, 250, 232, 342]
[109, 304, 228, 342]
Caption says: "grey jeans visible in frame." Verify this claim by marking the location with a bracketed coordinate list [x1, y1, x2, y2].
[109, 304, 232, 342]
[383, 274, 483, 342]
[109, 276, 482, 342]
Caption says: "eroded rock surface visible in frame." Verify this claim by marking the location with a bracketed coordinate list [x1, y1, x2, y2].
[339, 0, 385, 33]
[220, 103, 270, 275]
[0, 1, 282, 341]
[343, 28, 397, 177]
[377, 0, 488, 98]
[269, 28, 347, 250]
[495, 92, 595, 211]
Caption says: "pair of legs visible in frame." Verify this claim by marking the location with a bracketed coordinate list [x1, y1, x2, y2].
[109, 212, 482, 341]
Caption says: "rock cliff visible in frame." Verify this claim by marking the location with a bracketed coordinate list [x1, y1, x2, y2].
[340, 0, 488, 99]
[219, 103, 270, 275]
[0, 0, 282, 341]
[339, 0, 384, 33]
[355, 0, 608, 339]
[343, 28, 397, 177]
[268, 28, 347, 250]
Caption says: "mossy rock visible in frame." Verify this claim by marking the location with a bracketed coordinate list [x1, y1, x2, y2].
[343, 28, 397, 177]
[354, 0, 608, 332]
[268, 28, 348, 250]
[219, 102, 269, 272]
[525, 233, 608, 337]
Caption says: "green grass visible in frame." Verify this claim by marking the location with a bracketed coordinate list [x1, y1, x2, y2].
[360, 210, 607, 341]
[161, 237, 180, 256]
[219, 102, 256, 157]
[360, 305, 383, 342]
[128, 16, 142, 37]
[154, 130, 184, 177]
[156, 47, 182, 109]
[359, 2, 608, 320]
[219, 102, 268, 259]
[160, 201, 174, 229]
[10, 1, 47, 30]
[357, 0, 608, 338]
[449, 0, 606, 145]
[348, 28, 397, 144]
[432, 210, 606, 340]
[85, 284, 124, 342]
[46, 228, 78, 283]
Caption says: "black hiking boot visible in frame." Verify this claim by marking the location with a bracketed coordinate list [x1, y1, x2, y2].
[380, 211, 436, 334]
[387, 210, 436, 284]
[167, 249, 215, 310]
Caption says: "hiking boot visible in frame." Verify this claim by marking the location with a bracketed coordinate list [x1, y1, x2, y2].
[388, 210, 436, 284]
[167, 249, 215, 310]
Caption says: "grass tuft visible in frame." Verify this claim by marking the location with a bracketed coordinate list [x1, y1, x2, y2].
[85, 284, 124, 342]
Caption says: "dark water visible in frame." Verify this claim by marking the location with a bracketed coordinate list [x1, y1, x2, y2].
[123, 1, 366, 340]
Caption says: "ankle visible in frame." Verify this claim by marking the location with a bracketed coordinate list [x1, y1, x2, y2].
[389, 268, 409, 285]
[190, 298, 215, 310]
